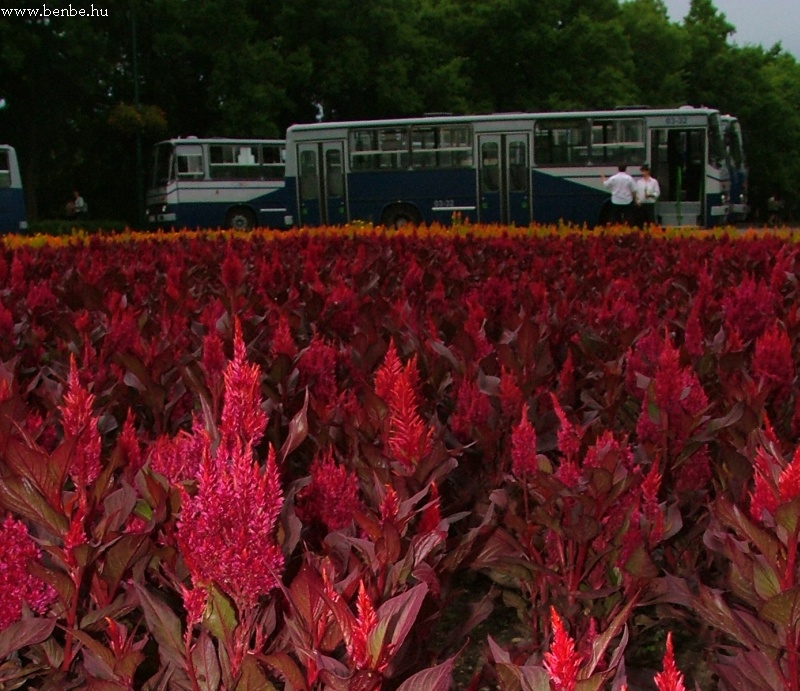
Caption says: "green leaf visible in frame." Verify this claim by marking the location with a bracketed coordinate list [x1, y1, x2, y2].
[204, 585, 238, 649]
[760, 586, 800, 630]
[234, 654, 277, 691]
[752, 557, 781, 600]
[775, 497, 800, 543]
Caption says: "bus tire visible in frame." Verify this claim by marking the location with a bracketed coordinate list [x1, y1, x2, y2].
[381, 204, 421, 230]
[225, 207, 256, 230]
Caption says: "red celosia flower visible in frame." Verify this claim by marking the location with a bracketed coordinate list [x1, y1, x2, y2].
[60, 355, 102, 489]
[779, 446, 800, 503]
[297, 335, 339, 414]
[296, 449, 362, 531]
[374, 340, 403, 401]
[498, 367, 523, 422]
[380, 485, 400, 527]
[271, 312, 297, 359]
[201, 330, 226, 383]
[543, 607, 582, 691]
[0, 515, 56, 631]
[349, 581, 382, 670]
[450, 378, 492, 442]
[550, 394, 581, 462]
[511, 403, 538, 480]
[418, 482, 443, 535]
[654, 631, 686, 691]
[721, 275, 777, 343]
[118, 410, 144, 478]
[752, 322, 794, 397]
[221, 248, 244, 292]
[385, 356, 432, 469]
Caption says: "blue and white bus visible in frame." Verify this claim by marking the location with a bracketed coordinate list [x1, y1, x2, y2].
[0, 145, 27, 233]
[146, 138, 293, 230]
[284, 106, 730, 228]
[721, 114, 749, 223]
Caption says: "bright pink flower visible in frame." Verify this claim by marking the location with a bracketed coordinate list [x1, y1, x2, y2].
[177, 443, 284, 612]
[450, 377, 492, 442]
[654, 631, 686, 691]
[752, 323, 794, 397]
[149, 417, 209, 484]
[543, 607, 582, 691]
[511, 403, 538, 480]
[296, 449, 362, 531]
[60, 355, 102, 489]
[349, 581, 382, 671]
[219, 319, 268, 455]
[0, 515, 56, 631]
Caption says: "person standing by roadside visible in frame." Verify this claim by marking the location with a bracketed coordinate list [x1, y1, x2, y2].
[601, 164, 638, 225]
[635, 164, 660, 227]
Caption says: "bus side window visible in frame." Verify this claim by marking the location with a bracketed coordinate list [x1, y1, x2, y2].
[325, 148, 344, 198]
[481, 142, 500, 191]
[176, 145, 204, 180]
[0, 151, 10, 188]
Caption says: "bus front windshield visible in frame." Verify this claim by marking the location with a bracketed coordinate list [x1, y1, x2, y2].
[152, 143, 174, 187]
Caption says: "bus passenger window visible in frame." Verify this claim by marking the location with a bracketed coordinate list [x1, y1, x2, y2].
[176, 150, 204, 179]
[0, 151, 10, 188]
[482, 142, 500, 192]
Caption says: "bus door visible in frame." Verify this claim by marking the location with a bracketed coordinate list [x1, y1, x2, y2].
[296, 141, 348, 226]
[478, 134, 531, 225]
[650, 128, 705, 226]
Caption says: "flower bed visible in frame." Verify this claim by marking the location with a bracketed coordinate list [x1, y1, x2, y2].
[0, 224, 799, 690]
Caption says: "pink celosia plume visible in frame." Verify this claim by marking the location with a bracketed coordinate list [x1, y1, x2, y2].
[654, 631, 687, 691]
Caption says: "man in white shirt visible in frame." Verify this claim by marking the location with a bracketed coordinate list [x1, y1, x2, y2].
[601, 164, 638, 225]
[635, 164, 660, 227]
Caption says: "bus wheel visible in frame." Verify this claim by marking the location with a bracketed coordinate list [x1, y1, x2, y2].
[225, 207, 256, 230]
[381, 204, 421, 230]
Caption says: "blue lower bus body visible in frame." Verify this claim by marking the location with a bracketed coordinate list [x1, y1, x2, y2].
[146, 185, 293, 231]
[288, 168, 726, 229]
[0, 188, 27, 234]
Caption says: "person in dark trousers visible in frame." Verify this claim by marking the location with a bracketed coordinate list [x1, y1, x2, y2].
[635, 164, 660, 227]
[66, 190, 88, 219]
[601, 164, 638, 225]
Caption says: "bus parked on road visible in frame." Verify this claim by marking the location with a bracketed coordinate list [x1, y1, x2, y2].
[285, 106, 730, 229]
[721, 114, 749, 222]
[0, 145, 27, 233]
[146, 137, 292, 230]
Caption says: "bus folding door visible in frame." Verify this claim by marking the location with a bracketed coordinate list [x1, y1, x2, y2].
[296, 141, 348, 226]
[478, 133, 531, 226]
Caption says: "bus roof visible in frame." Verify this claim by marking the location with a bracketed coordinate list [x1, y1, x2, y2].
[155, 137, 285, 146]
[286, 106, 722, 134]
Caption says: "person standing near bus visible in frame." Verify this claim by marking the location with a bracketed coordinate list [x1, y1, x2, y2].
[601, 164, 638, 225]
[635, 164, 660, 227]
